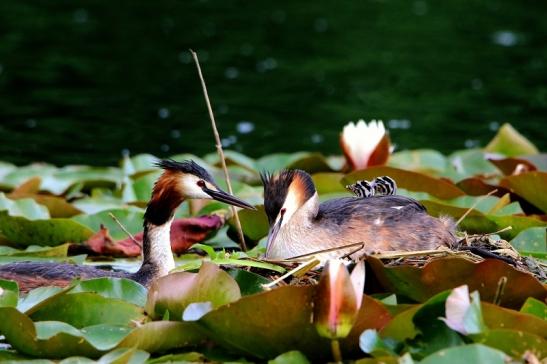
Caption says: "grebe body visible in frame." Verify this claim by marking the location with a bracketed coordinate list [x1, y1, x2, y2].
[0, 160, 254, 292]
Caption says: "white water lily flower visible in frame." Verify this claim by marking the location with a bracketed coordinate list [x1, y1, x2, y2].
[340, 119, 391, 170]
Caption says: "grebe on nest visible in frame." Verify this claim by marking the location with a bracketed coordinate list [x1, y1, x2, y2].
[0, 160, 255, 291]
[261, 170, 456, 261]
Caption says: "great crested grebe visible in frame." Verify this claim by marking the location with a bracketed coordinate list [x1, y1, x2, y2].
[261, 170, 456, 261]
[0, 160, 255, 292]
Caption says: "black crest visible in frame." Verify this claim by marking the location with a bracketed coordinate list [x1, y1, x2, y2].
[155, 159, 214, 182]
[261, 169, 315, 224]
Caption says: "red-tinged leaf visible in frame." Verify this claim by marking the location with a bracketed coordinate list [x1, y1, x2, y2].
[82, 216, 224, 257]
[343, 167, 465, 200]
[481, 302, 547, 338]
[366, 256, 546, 309]
[456, 178, 511, 197]
[500, 171, 547, 213]
[488, 157, 537, 176]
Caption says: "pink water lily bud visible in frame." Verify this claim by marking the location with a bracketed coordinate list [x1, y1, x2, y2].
[314, 260, 366, 339]
[340, 120, 391, 171]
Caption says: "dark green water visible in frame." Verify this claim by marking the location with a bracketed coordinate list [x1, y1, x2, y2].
[0, 1, 545, 166]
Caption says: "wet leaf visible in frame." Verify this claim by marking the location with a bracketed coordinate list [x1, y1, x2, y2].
[233, 204, 269, 241]
[70, 278, 147, 307]
[420, 344, 507, 364]
[366, 256, 547, 309]
[520, 297, 547, 320]
[474, 329, 547, 359]
[0, 279, 18, 307]
[500, 171, 547, 213]
[268, 350, 310, 364]
[0, 193, 50, 220]
[485, 123, 539, 157]
[344, 167, 465, 200]
[0, 211, 94, 246]
[72, 208, 145, 241]
[145, 262, 241, 320]
[510, 227, 546, 253]
[388, 149, 447, 175]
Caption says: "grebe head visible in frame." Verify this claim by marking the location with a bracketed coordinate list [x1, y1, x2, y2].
[155, 159, 255, 209]
[261, 169, 316, 254]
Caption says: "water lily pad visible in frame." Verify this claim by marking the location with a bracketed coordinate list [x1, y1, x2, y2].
[488, 156, 537, 175]
[474, 329, 546, 358]
[500, 171, 547, 213]
[269, 350, 310, 364]
[366, 256, 546, 309]
[420, 344, 507, 364]
[447, 149, 500, 180]
[0, 211, 94, 246]
[0, 279, 18, 307]
[0, 244, 69, 257]
[388, 149, 447, 176]
[70, 278, 148, 307]
[485, 123, 539, 157]
[344, 167, 465, 200]
[0, 193, 50, 220]
[520, 297, 547, 320]
[510, 226, 546, 253]
[145, 262, 241, 320]
[72, 207, 145, 240]
[121, 153, 158, 177]
[232, 205, 269, 241]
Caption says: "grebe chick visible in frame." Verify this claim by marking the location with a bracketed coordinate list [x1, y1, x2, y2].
[261, 169, 455, 261]
[0, 160, 255, 292]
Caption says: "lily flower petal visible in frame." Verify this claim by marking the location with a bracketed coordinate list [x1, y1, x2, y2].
[340, 119, 391, 170]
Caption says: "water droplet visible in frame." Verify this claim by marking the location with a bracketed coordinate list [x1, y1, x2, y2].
[221, 135, 237, 147]
[170, 129, 181, 139]
[314, 18, 328, 32]
[73, 9, 88, 23]
[158, 108, 170, 119]
[388, 119, 411, 129]
[256, 58, 278, 73]
[492, 31, 518, 47]
[225, 67, 239, 80]
[489, 121, 499, 131]
[236, 121, 255, 134]
[25, 119, 37, 128]
[160, 144, 170, 152]
[413, 1, 428, 16]
[464, 139, 480, 148]
[311, 133, 324, 144]
[471, 78, 483, 91]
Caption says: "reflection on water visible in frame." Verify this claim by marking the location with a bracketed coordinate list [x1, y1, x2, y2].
[0, 1, 545, 166]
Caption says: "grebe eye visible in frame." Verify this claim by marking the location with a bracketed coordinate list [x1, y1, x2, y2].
[197, 180, 206, 188]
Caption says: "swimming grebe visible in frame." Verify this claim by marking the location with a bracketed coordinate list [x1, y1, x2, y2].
[261, 169, 455, 261]
[0, 160, 255, 291]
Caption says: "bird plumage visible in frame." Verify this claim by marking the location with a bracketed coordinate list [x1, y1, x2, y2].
[262, 169, 456, 261]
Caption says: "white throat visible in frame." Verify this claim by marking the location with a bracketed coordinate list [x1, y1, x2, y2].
[144, 218, 175, 277]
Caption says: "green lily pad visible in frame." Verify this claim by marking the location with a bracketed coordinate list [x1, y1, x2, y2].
[343, 166, 465, 200]
[232, 205, 269, 241]
[312, 173, 347, 194]
[520, 297, 547, 320]
[485, 123, 539, 157]
[145, 262, 241, 320]
[0, 193, 50, 220]
[17, 286, 68, 314]
[474, 329, 546, 358]
[500, 171, 547, 213]
[121, 153, 158, 177]
[420, 344, 507, 364]
[0, 279, 18, 307]
[0, 211, 94, 246]
[446, 149, 500, 180]
[388, 149, 448, 176]
[72, 207, 145, 240]
[482, 302, 547, 338]
[366, 256, 546, 309]
[94, 347, 149, 364]
[269, 351, 310, 364]
[510, 226, 546, 253]
[70, 278, 148, 307]
[227, 268, 271, 296]
[0, 244, 69, 257]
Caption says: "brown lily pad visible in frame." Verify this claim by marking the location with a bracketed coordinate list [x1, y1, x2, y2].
[500, 171, 547, 213]
[366, 256, 546, 309]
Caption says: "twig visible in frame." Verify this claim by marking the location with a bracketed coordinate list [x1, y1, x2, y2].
[493, 276, 507, 305]
[455, 189, 498, 226]
[262, 258, 320, 289]
[280, 241, 367, 262]
[331, 339, 342, 363]
[108, 212, 142, 248]
[190, 49, 247, 251]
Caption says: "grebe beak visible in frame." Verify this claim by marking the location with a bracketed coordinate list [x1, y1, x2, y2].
[203, 187, 256, 210]
[265, 216, 283, 256]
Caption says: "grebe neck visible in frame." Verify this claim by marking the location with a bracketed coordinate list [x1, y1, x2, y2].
[132, 177, 185, 284]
